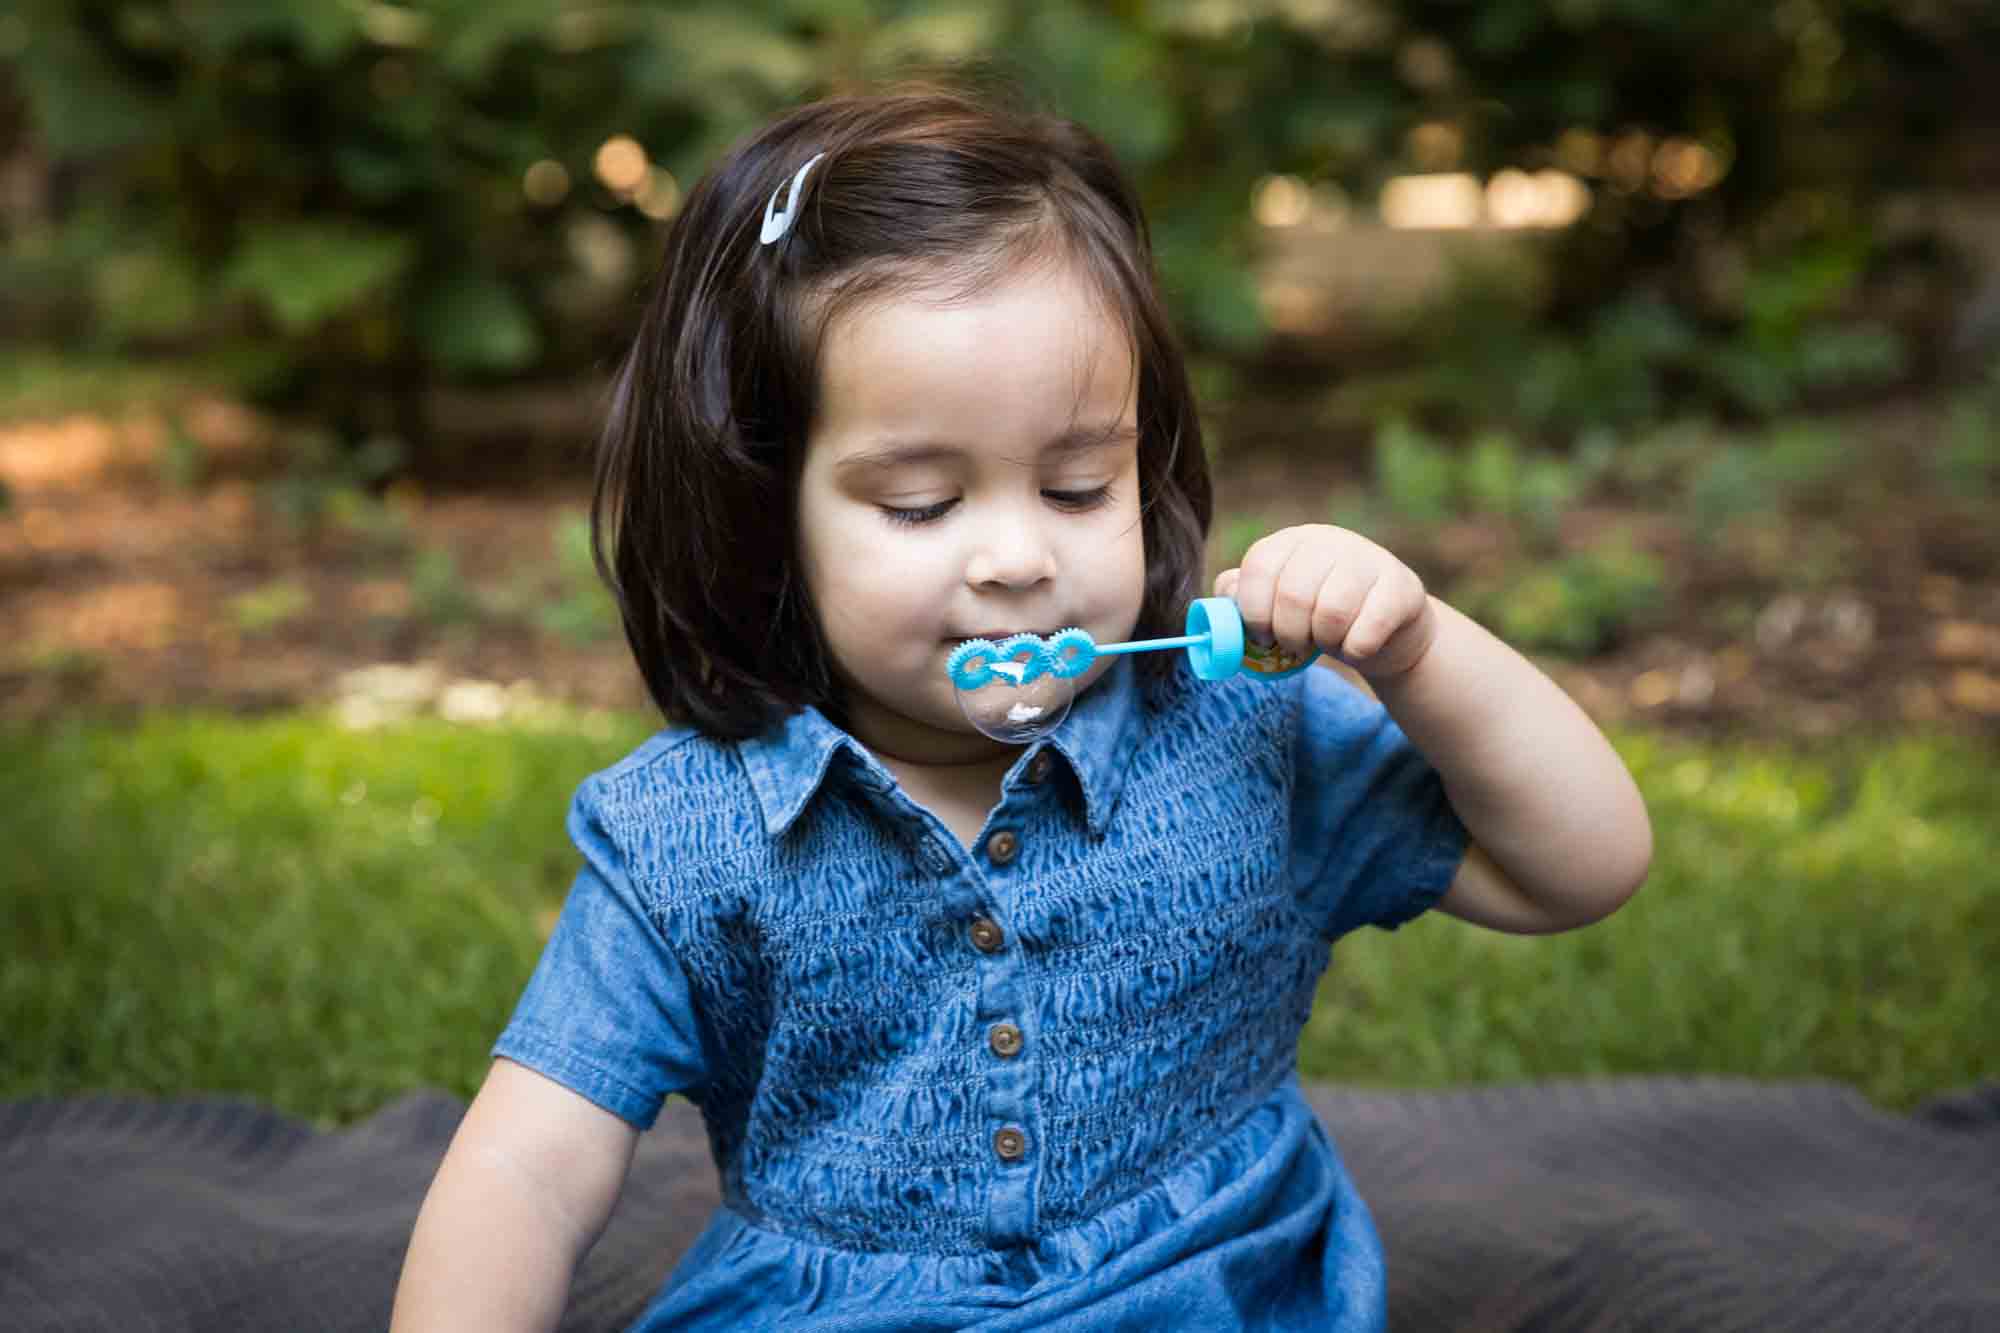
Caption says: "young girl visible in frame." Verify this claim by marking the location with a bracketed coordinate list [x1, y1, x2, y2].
[392, 83, 1650, 1332]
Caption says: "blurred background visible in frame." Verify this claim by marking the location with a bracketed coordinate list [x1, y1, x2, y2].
[3, 1, 1997, 1125]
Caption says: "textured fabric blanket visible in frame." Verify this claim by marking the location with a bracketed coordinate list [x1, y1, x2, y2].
[4, 1078, 1996, 1331]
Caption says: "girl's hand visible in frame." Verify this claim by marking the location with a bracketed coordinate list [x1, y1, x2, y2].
[1215, 524, 1437, 681]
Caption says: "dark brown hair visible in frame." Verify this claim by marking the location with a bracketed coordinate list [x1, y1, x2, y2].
[593, 79, 1213, 739]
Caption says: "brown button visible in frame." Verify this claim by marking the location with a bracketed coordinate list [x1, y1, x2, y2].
[969, 917, 1005, 954]
[986, 830, 1019, 865]
[993, 1127, 1027, 1161]
[988, 1022, 1024, 1058]
[1025, 751, 1055, 784]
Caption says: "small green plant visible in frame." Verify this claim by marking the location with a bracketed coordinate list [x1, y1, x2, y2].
[1931, 377, 2000, 499]
[409, 547, 485, 629]
[1369, 421, 1584, 544]
[1460, 430, 1520, 516]
[534, 513, 619, 645]
[1759, 421, 1855, 500]
[16, 643, 105, 686]
[1685, 419, 1858, 538]
[230, 581, 313, 638]
[158, 413, 206, 492]
[0, 348, 199, 423]
[1455, 539, 1666, 657]
[1373, 418, 1457, 527]
[260, 428, 405, 537]
[1685, 443, 1781, 537]
[327, 487, 415, 562]
[1605, 419, 1718, 497]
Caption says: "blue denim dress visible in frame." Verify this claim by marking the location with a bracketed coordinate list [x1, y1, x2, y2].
[494, 658, 1467, 1331]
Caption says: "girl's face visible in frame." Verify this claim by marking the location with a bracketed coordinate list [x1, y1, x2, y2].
[797, 258, 1147, 765]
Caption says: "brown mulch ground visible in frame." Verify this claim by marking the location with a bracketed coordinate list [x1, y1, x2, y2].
[3, 391, 1998, 741]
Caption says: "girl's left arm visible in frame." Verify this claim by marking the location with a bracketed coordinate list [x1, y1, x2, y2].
[1369, 597, 1652, 934]
[1222, 524, 1651, 935]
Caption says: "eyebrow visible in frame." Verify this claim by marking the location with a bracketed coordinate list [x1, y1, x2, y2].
[834, 423, 1139, 475]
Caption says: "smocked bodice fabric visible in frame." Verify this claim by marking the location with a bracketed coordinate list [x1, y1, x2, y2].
[494, 659, 1466, 1330]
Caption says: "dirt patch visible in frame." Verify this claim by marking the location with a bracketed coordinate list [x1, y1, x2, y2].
[2, 393, 1996, 741]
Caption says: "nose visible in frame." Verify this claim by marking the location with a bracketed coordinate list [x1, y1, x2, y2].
[963, 509, 1057, 591]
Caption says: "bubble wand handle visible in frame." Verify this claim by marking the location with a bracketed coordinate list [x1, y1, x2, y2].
[1088, 632, 1207, 656]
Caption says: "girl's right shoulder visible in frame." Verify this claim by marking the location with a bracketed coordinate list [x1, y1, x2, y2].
[594, 723, 710, 784]
[573, 723, 750, 829]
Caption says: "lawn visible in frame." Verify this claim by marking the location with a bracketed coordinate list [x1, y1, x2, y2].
[3, 712, 1994, 1125]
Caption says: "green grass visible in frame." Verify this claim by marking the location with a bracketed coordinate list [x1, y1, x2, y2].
[1306, 732, 2000, 1109]
[4, 715, 1995, 1124]
[1, 710, 654, 1126]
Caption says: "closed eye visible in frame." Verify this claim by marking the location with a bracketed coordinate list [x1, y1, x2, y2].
[1044, 485, 1113, 511]
[878, 486, 1112, 527]
[879, 499, 957, 526]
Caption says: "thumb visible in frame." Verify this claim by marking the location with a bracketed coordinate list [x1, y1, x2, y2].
[1213, 567, 1240, 600]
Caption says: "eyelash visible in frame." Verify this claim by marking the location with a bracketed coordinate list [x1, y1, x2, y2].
[878, 486, 1113, 527]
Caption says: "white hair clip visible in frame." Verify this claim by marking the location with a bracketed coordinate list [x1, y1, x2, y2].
[759, 151, 826, 245]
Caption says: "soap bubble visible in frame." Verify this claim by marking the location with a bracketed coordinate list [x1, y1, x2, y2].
[953, 654, 1077, 744]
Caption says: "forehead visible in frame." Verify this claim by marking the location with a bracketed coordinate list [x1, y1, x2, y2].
[811, 259, 1137, 462]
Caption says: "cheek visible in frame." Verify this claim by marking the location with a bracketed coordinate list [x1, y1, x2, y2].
[804, 523, 942, 635]
[1101, 494, 1149, 607]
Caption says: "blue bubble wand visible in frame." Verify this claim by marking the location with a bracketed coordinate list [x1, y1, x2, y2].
[946, 597, 1315, 691]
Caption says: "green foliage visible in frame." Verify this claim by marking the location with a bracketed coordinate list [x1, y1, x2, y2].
[230, 581, 314, 638]
[5, 716, 1992, 1120]
[1685, 421, 1856, 537]
[261, 428, 407, 534]
[413, 273, 543, 375]
[157, 414, 207, 491]
[1373, 419, 1458, 527]
[532, 512, 620, 644]
[10, 0, 1985, 465]
[0, 350, 208, 422]
[11, 644, 105, 686]
[1389, 277, 1911, 445]
[1930, 370, 2000, 499]
[222, 223, 415, 335]
[1460, 431, 1522, 516]
[1369, 418, 1589, 540]
[409, 547, 486, 629]
[1456, 541, 1667, 656]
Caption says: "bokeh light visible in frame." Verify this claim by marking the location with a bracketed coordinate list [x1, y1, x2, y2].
[593, 135, 649, 196]
[522, 159, 570, 207]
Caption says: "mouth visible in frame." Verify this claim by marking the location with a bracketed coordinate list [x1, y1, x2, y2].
[945, 629, 1063, 645]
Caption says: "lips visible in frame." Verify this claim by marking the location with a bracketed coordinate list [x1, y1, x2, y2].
[947, 629, 1060, 642]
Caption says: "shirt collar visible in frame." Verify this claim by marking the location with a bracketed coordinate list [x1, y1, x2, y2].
[1046, 655, 1141, 835]
[736, 657, 1144, 839]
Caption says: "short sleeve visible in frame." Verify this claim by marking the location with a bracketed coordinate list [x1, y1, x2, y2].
[1287, 664, 1469, 938]
[492, 776, 709, 1130]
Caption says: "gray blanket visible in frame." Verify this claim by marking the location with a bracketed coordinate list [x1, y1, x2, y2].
[4, 1078, 1996, 1331]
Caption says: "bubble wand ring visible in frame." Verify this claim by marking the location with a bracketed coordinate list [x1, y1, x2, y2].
[947, 597, 1316, 692]
[946, 633, 1053, 691]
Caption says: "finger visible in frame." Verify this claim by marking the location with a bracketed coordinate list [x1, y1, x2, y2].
[1231, 530, 1306, 645]
[1269, 542, 1337, 658]
[1342, 569, 1424, 664]
[1213, 567, 1240, 600]
[1311, 564, 1379, 659]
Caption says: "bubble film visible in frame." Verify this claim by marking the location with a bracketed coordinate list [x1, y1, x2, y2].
[952, 656, 1077, 744]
